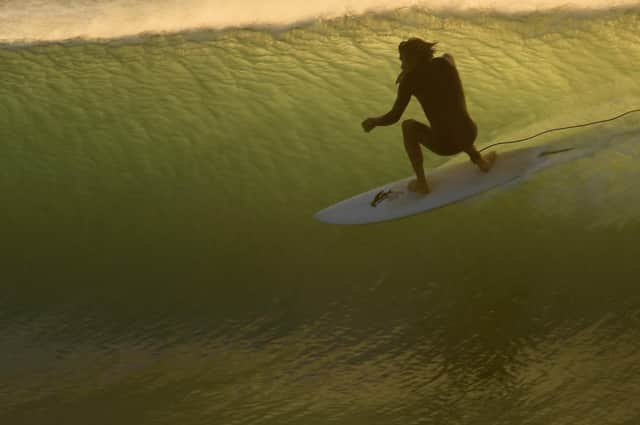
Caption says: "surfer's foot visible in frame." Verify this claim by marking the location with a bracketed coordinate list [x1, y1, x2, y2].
[408, 178, 430, 194]
[474, 151, 497, 173]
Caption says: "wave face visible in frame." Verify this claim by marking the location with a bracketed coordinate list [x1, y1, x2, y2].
[2, 4, 640, 425]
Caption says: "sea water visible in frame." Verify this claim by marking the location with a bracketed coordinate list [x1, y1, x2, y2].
[1, 1, 640, 424]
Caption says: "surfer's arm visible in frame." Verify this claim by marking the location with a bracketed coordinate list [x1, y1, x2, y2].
[373, 82, 412, 126]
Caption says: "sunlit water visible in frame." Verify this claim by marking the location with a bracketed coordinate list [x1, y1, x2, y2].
[1, 2, 640, 424]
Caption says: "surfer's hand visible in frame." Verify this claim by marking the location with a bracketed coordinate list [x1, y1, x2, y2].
[362, 118, 376, 132]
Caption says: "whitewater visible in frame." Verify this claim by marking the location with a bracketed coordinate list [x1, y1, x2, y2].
[1, 0, 640, 42]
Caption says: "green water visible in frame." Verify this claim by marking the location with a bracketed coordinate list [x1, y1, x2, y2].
[1, 8, 640, 425]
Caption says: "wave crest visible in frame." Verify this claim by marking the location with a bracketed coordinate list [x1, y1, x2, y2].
[1, 0, 639, 43]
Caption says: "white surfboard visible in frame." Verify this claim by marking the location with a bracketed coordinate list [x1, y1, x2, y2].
[314, 145, 581, 225]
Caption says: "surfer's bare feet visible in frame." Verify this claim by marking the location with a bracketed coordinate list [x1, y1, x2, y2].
[475, 151, 497, 172]
[408, 178, 430, 194]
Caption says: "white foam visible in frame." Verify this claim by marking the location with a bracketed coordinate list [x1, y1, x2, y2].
[1, 0, 639, 43]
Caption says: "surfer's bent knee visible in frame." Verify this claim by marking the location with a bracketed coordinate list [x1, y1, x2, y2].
[401, 119, 419, 133]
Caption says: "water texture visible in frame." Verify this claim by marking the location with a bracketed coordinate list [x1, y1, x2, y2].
[1, 2, 640, 424]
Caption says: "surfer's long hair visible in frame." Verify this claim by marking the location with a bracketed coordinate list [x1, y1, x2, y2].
[396, 38, 437, 85]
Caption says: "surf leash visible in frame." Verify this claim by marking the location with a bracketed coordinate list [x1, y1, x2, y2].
[479, 108, 640, 153]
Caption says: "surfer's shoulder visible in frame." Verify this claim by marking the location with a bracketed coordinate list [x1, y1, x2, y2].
[440, 54, 456, 67]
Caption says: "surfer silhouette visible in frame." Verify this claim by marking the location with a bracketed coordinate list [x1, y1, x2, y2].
[362, 38, 497, 194]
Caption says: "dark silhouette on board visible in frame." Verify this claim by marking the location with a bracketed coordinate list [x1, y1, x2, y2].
[362, 38, 497, 194]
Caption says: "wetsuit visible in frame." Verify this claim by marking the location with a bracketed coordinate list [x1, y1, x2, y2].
[377, 56, 477, 155]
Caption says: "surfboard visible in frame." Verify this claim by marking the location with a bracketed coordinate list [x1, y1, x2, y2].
[314, 145, 580, 225]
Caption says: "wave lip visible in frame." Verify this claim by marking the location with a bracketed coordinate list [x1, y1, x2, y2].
[1, 0, 640, 44]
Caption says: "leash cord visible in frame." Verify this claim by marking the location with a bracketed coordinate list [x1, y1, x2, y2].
[478, 108, 640, 153]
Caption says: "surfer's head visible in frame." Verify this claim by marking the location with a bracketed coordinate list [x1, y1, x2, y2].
[396, 37, 437, 84]
[399, 38, 437, 69]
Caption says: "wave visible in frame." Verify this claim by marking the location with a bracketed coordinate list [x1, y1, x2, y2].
[1, 0, 640, 44]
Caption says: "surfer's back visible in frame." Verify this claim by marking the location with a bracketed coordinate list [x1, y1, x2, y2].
[406, 55, 473, 135]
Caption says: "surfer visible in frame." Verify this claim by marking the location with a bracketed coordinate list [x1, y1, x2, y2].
[362, 37, 497, 194]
